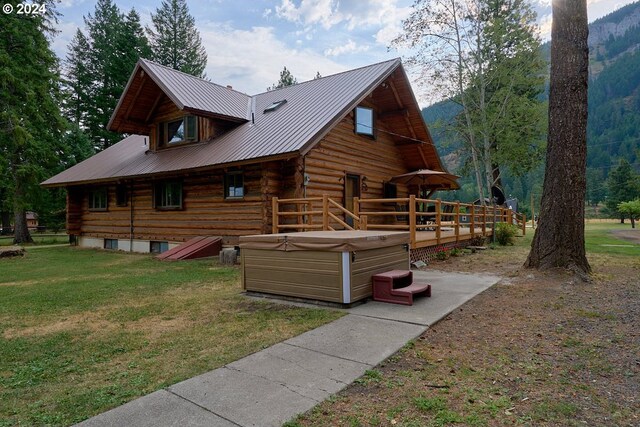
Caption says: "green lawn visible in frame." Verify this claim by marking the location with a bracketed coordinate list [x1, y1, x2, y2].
[0, 247, 342, 426]
[583, 222, 640, 257]
[0, 234, 69, 246]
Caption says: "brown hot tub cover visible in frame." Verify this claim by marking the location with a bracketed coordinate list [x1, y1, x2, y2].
[239, 231, 410, 252]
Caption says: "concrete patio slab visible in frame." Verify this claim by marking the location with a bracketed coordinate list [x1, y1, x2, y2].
[168, 365, 318, 427]
[347, 270, 500, 325]
[75, 390, 237, 427]
[227, 342, 370, 401]
[284, 314, 427, 366]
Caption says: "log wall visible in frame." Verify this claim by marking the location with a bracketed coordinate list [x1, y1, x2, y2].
[303, 110, 410, 224]
[68, 163, 279, 246]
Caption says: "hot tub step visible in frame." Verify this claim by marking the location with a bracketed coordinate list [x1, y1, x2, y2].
[372, 270, 432, 306]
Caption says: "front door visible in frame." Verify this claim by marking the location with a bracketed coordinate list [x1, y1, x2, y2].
[344, 174, 361, 228]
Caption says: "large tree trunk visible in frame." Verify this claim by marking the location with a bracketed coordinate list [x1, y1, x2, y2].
[12, 182, 33, 244]
[13, 209, 33, 244]
[525, 0, 590, 275]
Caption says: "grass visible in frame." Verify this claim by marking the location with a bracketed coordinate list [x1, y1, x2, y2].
[0, 247, 343, 426]
[0, 234, 69, 246]
[293, 222, 640, 426]
[583, 222, 640, 257]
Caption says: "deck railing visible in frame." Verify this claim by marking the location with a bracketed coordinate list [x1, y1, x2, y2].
[272, 194, 525, 248]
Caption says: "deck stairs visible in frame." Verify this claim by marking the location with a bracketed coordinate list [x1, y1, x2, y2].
[156, 236, 222, 261]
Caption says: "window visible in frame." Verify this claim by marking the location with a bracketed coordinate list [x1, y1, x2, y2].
[383, 182, 397, 199]
[116, 184, 128, 207]
[154, 181, 183, 209]
[150, 241, 169, 254]
[264, 99, 287, 113]
[225, 172, 244, 198]
[158, 115, 197, 147]
[104, 239, 118, 250]
[355, 106, 374, 137]
[89, 188, 108, 211]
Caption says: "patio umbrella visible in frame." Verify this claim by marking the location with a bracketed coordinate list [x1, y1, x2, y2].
[390, 169, 460, 198]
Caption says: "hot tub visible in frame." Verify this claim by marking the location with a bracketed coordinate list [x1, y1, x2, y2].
[240, 231, 410, 304]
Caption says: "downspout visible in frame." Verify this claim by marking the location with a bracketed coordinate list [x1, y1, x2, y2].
[129, 180, 134, 252]
[303, 156, 307, 198]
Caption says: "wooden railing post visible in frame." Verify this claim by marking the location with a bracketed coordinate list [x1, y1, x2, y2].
[322, 194, 329, 231]
[409, 195, 416, 249]
[522, 213, 526, 235]
[455, 201, 460, 242]
[470, 204, 475, 237]
[361, 215, 368, 230]
[435, 198, 441, 245]
[272, 197, 279, 234]
[481, 204, 487, 236]
[353, 197, 360, 230]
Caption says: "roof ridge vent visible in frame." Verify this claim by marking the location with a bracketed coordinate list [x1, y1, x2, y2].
[264, 99, 287, 114]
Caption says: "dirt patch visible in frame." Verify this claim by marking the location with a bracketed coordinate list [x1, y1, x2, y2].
[297, 245, 640, 426]
[611, 228, 640, 244]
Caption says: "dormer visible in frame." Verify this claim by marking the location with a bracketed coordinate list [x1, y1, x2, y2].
[108, 59, 250, 151]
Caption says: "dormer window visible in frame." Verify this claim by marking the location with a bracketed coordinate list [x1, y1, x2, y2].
[158, 115, 197, 147]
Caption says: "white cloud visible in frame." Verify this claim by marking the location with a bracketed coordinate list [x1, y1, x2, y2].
[274, 0, 341, 29]
[271, 0, 412, 46]
[324, 39, 369, 56]
[198, 22, 347, 94]
[51, 21, 80, 61]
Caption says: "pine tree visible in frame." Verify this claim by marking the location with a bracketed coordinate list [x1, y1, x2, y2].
[63, 29, 91, 128]
[0, 1, 66, 243]
[64, 0, 150, 151]
[269, 67, 298, 90]
[525, 0, 591, 275]
[147, 0, 208, 77]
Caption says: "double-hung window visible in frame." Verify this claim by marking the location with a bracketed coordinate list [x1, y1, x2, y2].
[89, 188, 108, 211]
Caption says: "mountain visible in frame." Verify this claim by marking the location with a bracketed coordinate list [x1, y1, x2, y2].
[423, 0, 640, 207]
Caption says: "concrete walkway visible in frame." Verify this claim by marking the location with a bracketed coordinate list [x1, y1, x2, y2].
[77, 270, 500, 427]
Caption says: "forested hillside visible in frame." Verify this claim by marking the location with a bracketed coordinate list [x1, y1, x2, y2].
[423, 0, 640, 213]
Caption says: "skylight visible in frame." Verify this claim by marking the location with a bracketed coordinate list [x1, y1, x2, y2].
[264, 99, 287, 113]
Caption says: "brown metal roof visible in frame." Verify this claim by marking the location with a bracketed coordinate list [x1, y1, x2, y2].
[44, 58, 446, 187]
[108, 59, 250, 132]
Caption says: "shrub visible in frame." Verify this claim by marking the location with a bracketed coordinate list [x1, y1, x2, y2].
[434, 246, 449, 260]
[495, 222, 518, 246]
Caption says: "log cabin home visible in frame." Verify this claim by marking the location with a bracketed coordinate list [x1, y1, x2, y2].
[42, 58, 457, 253]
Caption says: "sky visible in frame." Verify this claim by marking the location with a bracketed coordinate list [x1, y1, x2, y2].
[51, 0, 638, 106]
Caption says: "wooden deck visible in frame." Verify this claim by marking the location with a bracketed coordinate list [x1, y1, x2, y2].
[414, 227, 490, 248]
[272, 195, 524, 250]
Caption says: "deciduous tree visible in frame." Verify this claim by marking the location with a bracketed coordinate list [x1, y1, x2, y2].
[618, 199, 640, 228]
[525, 0, 591, 275]
[605, 159, 640, 222]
